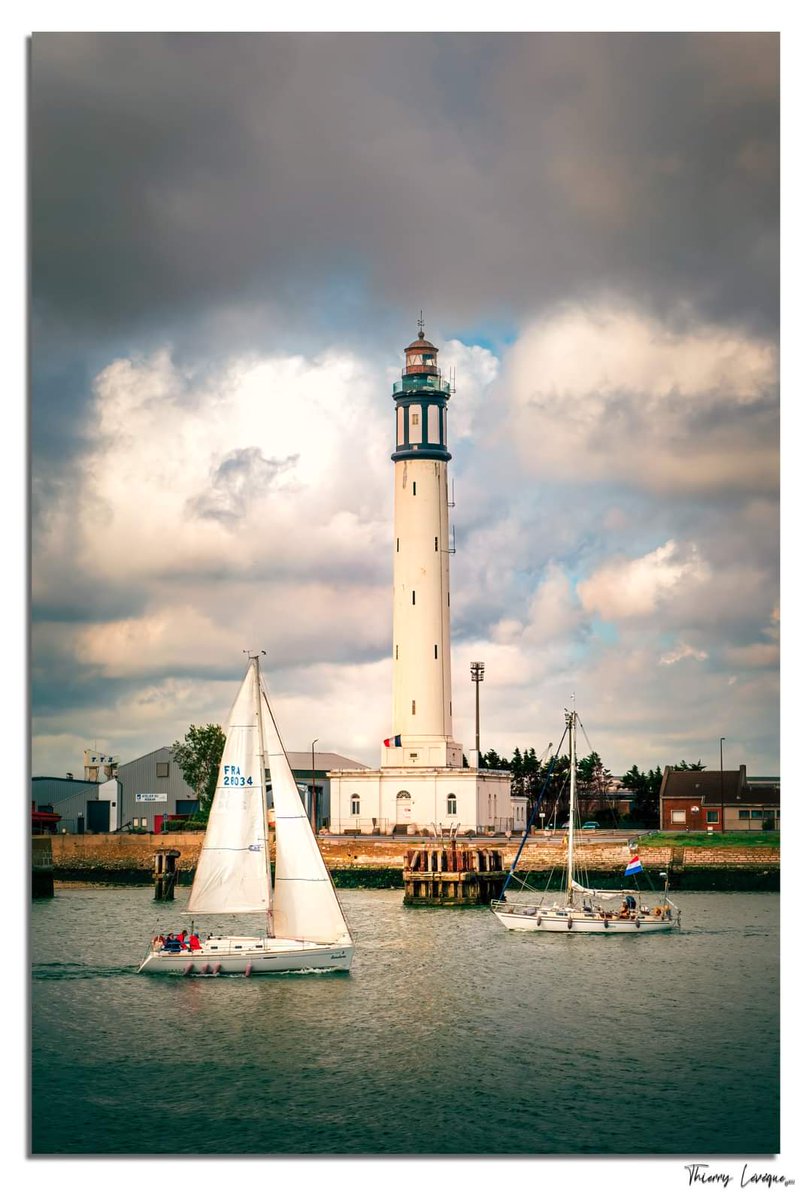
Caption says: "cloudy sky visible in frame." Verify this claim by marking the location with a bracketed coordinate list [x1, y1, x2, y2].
[30, 29, 780, 780]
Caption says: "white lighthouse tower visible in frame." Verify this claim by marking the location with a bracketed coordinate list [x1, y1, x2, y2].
[329, 323, 513, 836]
[383, 324, 463, 771]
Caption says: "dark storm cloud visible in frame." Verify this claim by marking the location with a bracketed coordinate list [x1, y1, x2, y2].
[29, 31, 781, 777]
[32, 31, 778, 347]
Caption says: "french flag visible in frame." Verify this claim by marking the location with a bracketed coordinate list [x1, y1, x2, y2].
[383, 735, 402, 748]
[624, 854, 643, 876]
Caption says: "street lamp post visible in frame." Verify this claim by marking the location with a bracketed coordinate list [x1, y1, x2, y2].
[719, 737, 725, 833]
[311, 737, 319, 834]
[470, 662, 485, 768]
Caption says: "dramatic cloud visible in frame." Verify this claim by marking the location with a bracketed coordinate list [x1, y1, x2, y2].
[31, 33, 778, 345]
[508, 304, 778, 494]
[30, 32, 779, 778]
[578, 541, 711, 621]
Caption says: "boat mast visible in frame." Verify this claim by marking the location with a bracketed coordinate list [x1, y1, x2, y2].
[250, 652, 274, 936]
[566, 709, 576, 903]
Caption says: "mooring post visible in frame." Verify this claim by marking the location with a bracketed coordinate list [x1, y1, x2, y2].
[153, 848, 181, 900]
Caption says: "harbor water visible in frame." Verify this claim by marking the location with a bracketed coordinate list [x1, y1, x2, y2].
[31, 887, 779, 1156]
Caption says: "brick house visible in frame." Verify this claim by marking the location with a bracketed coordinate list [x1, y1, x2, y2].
[659, 765, 780, 832]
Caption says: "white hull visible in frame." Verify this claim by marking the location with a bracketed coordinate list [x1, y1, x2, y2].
[139, 935, 354, 974]
[492, 903, 679, 934]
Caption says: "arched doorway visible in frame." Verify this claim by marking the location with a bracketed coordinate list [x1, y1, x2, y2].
[396, 790, 412, 828]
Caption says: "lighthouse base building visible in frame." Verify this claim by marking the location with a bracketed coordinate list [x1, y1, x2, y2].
[329, 765, 517, 836]
[328, 326, 514, 836]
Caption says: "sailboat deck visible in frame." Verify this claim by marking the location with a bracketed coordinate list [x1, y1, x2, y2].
[492, 900, 679, 933]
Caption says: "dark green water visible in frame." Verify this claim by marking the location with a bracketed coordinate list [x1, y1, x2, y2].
[31, 887, 779, 1156]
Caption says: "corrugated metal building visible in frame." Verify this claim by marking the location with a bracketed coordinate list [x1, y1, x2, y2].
[31, 777, 100, 833]
[32, 749, 370, 833]
[32, 747, 195, 833]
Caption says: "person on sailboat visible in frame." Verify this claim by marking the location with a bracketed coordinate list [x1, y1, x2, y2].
[188, 932, 201, 950]
[179, 929, 188, 949]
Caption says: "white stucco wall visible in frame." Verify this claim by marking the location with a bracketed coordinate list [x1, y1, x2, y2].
[329, 769, 513, 834]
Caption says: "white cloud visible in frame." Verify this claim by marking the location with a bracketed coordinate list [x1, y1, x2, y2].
[31, 328, 780, 779]
[506, 302, 778, 493]
[439, 338, 500, 440]
[659, 642, 709, 666]
[577, 540, 710, 621]
[33, 344, 392, 609]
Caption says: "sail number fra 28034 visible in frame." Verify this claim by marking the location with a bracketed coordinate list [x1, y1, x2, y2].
[222, 764, 253, 787]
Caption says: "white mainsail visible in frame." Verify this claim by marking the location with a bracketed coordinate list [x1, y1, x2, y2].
[572, 880, 629, 900]
[260, 686, 352, 946]
[186, 661, 272, 916]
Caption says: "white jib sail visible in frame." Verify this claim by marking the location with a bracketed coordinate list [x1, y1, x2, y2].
[186, 661, 272, 916]
[260, 682, 352, 946]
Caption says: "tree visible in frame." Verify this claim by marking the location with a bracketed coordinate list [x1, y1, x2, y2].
[509, 747, 526, 796]
[538, 755, 570, 828]
[577, 751, 613, 815]
[483, 748, 509, 772]
[171, 724, 226, 814]
[522, 747, 542, 801]
[621, 764, 663, 827]
[670, 759, 706, 771]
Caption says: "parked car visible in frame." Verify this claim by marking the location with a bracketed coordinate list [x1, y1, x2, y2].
[582, 821, 599, 830]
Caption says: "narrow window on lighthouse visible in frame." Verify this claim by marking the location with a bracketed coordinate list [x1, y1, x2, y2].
[396, 538, 399, 551]
[412, 590, 415, 605]
[413, 482, 417, 496]
[435, 537, 438, 551]
[395, 645, 399, 659]
[434, 645, 438, 659]
[412, 700, 416, 715]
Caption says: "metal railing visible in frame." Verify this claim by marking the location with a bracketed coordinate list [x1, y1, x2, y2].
[393, 376, 450, 395]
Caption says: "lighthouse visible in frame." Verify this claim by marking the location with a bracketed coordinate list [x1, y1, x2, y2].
[383, 325, 462, 771]
[328, 323, 512, 836]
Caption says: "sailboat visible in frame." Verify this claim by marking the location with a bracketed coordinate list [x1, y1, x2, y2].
[491, 708, 680, 934]
[139, 654, 354, 974]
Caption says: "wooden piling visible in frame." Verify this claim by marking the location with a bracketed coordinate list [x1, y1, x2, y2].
[403, 834, 507, 906]
[152, 849, 181, 900]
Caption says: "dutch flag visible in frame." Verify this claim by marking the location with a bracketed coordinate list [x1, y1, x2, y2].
[383, 735, 402, 748]
[625, 854, 643, 876]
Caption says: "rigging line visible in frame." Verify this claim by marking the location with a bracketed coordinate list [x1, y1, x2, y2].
[498, 723, 568, 902]
[258, 670, 352, 932]
[577, 715, 596, 757]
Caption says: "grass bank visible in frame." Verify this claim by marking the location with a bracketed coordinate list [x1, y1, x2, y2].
[640, 832, 780, 848]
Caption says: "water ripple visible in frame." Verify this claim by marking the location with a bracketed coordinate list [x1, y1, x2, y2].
[31, 887, 779, 1155]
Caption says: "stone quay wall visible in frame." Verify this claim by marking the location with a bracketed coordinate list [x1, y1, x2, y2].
[49, 832, 779, 889]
